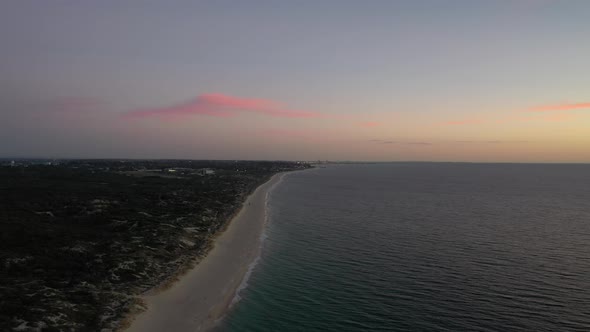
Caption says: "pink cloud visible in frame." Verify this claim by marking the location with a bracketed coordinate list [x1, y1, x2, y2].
[436, 100, 589, 127]
[359, 121, 380, 127]
[124, 98, 236, 119]
[529, 102, 590, 112]
[256, 108, 320, 118]
[124, 93, 321, 120]
[199, 93, 280, 110]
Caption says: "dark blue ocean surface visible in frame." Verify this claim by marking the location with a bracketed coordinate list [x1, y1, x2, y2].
[218, 163, 590, 331]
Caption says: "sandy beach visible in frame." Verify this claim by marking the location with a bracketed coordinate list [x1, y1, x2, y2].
[125, 172, 285, 332]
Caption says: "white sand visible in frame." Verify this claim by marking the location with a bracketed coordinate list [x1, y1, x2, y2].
[125, 173, 284, 332]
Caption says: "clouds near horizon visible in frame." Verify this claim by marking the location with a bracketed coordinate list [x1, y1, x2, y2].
[528, 102, 590, 112]
[439, 101, 590, 127]
[124, 93, 320, 120]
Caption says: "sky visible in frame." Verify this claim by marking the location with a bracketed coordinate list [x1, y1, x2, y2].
[1, 0, 589, 162]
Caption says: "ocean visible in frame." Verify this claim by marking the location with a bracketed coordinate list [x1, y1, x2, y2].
[217, 163, 590, 331]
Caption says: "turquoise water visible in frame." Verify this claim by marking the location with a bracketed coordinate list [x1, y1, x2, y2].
[218, 163, 590, 331]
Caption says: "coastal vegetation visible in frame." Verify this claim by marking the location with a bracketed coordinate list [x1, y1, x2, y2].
[0, 160, 309, 331]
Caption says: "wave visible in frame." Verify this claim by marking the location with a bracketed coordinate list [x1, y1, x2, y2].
[229, 172, 288, 307]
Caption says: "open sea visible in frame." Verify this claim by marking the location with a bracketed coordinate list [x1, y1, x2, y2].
[217, 163, 590, 331]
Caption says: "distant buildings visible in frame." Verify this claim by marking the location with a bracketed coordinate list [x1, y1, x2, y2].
[197, 168, 215, 175]
[164, 167, 216, 176]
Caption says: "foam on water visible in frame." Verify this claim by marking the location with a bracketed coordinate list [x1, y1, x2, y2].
[229, 172, 288, 307]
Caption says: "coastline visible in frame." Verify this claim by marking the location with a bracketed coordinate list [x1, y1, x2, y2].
[124, 172, 286, 332]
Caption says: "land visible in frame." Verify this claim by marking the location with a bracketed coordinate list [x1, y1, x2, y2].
[126, 172, 285, 332]
[0, 159, 310, 331]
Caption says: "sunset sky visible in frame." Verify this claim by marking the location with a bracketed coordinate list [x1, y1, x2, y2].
[1, 1, 589, 162]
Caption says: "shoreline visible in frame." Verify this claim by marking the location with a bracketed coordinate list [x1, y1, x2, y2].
[124, 172, 287, 332]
